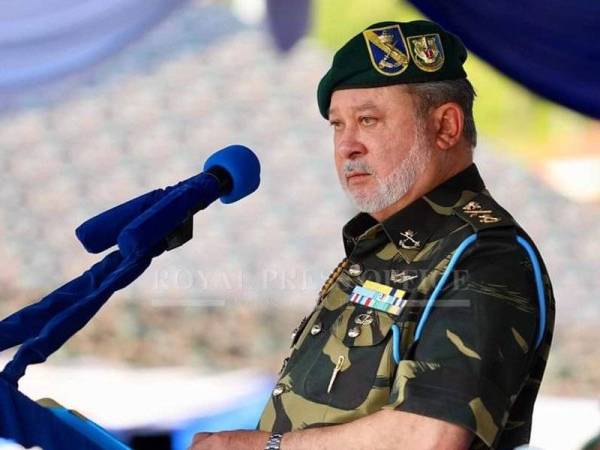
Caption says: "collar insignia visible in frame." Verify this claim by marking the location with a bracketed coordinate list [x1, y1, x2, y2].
[363, 24, 410, 76]
[398, 229, 421, 249]
[407, 33, 444, 72]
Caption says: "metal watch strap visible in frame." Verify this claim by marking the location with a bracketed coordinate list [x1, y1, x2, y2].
[264, 433, 283, 450]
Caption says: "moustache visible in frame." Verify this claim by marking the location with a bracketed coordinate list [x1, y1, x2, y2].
[342, 160, 373, 176]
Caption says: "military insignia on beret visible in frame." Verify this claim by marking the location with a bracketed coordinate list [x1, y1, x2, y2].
[362, 24, 410, 76]
[407, 34, 445, 72]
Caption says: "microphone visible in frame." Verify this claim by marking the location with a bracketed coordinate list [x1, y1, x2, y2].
[75, 145, 260, 256]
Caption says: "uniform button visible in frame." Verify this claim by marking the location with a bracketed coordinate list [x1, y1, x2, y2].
[347, 326, 361, 338]
[310, 323, 322, 335]
[272, 384, 286, 397]
[348, 263, 363, 277]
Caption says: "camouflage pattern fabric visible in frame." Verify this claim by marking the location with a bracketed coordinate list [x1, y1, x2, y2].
[258, 164, 555, 450]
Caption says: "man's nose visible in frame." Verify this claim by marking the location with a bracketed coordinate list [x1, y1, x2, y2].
[336, 126, 366, 160]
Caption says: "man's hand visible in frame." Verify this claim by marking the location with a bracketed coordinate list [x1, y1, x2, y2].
[188, 430, 269, 450]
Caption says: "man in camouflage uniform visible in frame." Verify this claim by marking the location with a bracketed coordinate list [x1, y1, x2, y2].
[190, 19, 555, 450]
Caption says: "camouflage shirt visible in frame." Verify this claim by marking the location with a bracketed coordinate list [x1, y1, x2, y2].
[258, 164, 555, 449]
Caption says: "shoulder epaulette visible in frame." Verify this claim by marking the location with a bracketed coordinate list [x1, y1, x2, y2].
[453, 191, 516, 232]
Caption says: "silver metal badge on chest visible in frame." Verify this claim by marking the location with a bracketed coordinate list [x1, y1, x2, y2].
[391, 270, 419, 284]
[354, 313, 374, 326]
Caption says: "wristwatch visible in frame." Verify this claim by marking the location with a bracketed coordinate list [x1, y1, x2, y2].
[264, 433, 283, 450]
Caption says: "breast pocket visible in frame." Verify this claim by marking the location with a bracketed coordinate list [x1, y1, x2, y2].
[301, 303, 395, 410]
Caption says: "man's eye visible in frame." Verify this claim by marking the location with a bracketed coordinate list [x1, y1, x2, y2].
[329, 121, 342, 129]
[360, 116, 377, 126]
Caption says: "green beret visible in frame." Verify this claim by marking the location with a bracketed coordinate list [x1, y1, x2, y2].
[317, 20, 468, 118]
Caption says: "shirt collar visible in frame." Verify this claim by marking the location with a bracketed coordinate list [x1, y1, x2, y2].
[342, 164, 485, 258]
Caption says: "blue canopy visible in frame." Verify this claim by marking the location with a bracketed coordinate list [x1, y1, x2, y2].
[408, 0, 600, 119]
[0, 0, 187, 91]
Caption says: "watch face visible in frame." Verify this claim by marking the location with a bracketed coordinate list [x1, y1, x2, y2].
[265, 433, 283, 450]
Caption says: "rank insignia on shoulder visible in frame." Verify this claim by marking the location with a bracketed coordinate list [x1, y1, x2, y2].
[349, 280, 407, 316]
[363, 24, 410, 76]
[453, 194, 515, 231]
[461, 200, 501, 224]
[407, 33, 444, 72]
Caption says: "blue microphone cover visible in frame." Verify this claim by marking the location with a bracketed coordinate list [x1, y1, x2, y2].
[203, 145, 261, 203]
[75, 189, 166, 253]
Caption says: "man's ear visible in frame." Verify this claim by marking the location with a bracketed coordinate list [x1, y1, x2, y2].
[431, 103, 464, 150]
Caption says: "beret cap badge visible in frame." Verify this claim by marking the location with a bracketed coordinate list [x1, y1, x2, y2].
[362, 24, 410, 76]
[408, 34, 445, 72]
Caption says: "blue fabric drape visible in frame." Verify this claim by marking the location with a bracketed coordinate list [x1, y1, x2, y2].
[0, 170, 223, 449]
[0, 251, 153, 387]
[0, 248, 145, 449]
[0, 0, 188, 90]
[407, 0, 600, 119]
[266, 0, 311, 52]
[0, 251, 129, 355]
[0, 172, 221, 385]
[0, 380, 112, 450]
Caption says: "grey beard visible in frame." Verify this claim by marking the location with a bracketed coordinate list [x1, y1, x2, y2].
[342, 133, 431, 214]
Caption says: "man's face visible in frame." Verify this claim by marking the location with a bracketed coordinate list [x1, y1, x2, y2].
[329, 85, 431, 215]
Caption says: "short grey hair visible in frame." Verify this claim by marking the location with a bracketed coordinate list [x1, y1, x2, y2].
[407, 79, 477, 149]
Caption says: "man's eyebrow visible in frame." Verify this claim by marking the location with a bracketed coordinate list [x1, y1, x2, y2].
[355, 101, 379, 111]
[328, 101, 380, 117]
